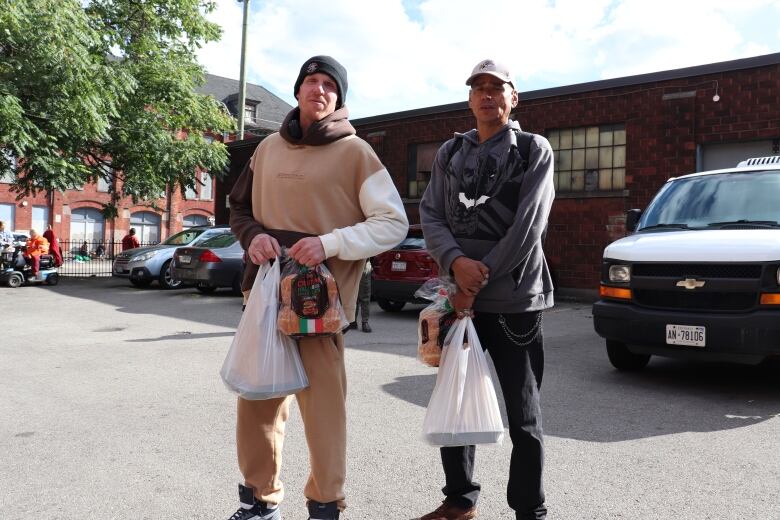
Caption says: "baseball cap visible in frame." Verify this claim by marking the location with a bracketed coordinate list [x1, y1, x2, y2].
[465, 59, 514, 89]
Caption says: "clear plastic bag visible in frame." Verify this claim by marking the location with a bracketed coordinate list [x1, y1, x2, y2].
[422, 316, 504, 446]
[415, 278, 457, 367]
[277, 260, 348, 338]
[220, 259, 309, 400]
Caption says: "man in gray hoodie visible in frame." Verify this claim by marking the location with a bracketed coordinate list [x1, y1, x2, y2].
[417, 59, 555, 520]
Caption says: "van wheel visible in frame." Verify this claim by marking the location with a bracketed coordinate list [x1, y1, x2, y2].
[196, 283, 217, 294]
[606, 340, 650, 371]
[377, 298, 405, 312]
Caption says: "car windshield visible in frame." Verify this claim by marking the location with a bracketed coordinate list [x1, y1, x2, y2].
[198, 233, 237, 248]
[638, 170, 780, 231]
[395, 237, 426, 250]
[163, 229, 207, 245]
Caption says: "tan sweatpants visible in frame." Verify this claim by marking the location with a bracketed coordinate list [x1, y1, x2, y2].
[236, 333, 347, 510]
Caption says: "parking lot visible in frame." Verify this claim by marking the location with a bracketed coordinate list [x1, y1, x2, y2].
[1, 278, 778, 519]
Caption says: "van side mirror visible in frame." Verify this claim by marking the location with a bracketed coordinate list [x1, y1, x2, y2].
[626, 209, 642, 232]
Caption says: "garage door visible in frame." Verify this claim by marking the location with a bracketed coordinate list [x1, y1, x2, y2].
[699, 140, 778, 171]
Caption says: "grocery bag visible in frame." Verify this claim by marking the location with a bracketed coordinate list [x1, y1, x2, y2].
[415, 278, 457, 367]
[422, 316, 504, 446]
[277, 260, 348, 338]
[220, 259, 308, 399]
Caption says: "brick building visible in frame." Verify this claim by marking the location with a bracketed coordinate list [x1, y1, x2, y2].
[351, 53, 780, 291]
[0, 74, 292, 249]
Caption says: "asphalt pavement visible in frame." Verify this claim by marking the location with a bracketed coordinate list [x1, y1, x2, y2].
[1, 277, 778, 520]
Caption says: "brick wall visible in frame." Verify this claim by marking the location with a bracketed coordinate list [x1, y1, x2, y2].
[354, 63, 780, 290]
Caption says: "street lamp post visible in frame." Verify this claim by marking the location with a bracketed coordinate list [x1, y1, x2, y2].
[237, 0, 250, 140]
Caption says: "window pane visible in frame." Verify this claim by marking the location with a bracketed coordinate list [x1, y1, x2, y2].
[599, 147, 613, 168]
[571, 170, 585, 191]
[408, 180, 418, 198]
[585, 170, 599, 191]
[586, 127, 600, 147]
[553, 150, 560, 171]
[558, 170, 571, 191]
[613, 168, 626, 190]
[200, 172, 213, 200]
[572, 149, 585, 170]
[573, 128, 586, 148]
[547, 131, 559, 149]
[599, 169, 613, 191]
[553, 172, 560, 190]
[558, 150, 572, 171]
[586, 148, 599, 169]
[613, 145, 626, 168]
[560, 129, 573, 150]
[600, 128, 613, 146]
[614, 127, 626, 145]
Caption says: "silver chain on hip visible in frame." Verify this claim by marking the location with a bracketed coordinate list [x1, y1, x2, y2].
[497, 312, 543, 347]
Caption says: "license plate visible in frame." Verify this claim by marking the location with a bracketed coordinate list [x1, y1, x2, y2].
[179, 255, 191, 264]
[666, 324, 706, 347]
[391, 261, 406, 271]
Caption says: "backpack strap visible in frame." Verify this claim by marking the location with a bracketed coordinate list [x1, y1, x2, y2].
[445, 128, 535, 167]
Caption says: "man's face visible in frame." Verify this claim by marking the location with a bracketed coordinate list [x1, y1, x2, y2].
[297, 72, 339, 123]
[468, 75, 518, 126]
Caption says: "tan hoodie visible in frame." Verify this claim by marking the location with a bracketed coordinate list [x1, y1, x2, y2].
[229, 107, 408, 320]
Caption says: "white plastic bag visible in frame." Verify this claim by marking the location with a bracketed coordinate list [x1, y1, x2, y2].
[422, 316, 504, 446]
[220, 259, 309, 399]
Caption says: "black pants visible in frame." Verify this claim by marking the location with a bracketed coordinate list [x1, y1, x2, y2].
[439, 311, 546, 520]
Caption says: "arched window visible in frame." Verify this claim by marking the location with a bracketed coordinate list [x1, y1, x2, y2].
[70, 207, 105, 243]
[182, 214, 209, 229]
[130, 211, 161, 244]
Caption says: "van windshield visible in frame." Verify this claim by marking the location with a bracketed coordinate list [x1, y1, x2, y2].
[638, 170, 780, 231]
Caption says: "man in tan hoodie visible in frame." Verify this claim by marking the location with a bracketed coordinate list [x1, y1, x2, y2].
[226, 55, 407, 520]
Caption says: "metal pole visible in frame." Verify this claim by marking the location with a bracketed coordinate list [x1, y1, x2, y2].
[237, 0, 250, 140]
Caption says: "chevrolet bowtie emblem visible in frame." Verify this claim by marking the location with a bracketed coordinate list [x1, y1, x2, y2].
[676, 278, 705, 290]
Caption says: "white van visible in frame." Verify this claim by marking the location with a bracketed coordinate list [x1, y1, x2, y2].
[592, 156, 780, 370]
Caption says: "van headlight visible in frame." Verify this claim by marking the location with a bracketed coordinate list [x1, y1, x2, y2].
[608, 264, 631, 283]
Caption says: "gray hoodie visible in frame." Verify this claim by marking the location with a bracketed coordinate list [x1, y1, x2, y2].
[419, 120, 555, 313]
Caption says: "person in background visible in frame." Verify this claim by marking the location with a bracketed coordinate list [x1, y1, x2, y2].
[42, 225, 63, 267]
[351, 259, 373, 332]
[0, 220, 14, 250]
[122, 228, 140, 251]
[24, 229, 50, 280]
[417, 59, 555, 520]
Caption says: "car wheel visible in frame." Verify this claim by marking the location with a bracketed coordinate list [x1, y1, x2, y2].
[377, 298, 405, 312]
[45, 273, 59, 286]
[7, 273, 24, 288]
[130, 278, 151, 288]
[606, 340, 651, 371]
[196, 283, 217, 294]
[159, 260, 183, 289]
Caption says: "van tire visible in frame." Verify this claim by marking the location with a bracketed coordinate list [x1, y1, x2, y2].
[606, 340, 651, 371]
[377, 298, 405, 312]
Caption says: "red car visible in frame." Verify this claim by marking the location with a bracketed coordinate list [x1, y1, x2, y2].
[371, 225, 439, 312]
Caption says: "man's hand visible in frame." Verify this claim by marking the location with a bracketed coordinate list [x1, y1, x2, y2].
[449, 289, 475, 316]
[451, 256, 490, 296]
[247, 233, 281, 265]
[288, 237, 326, 267]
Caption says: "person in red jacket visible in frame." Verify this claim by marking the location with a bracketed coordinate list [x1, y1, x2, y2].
[42, 225, 63, 267]
[121, 228, 140, 251]
[25, 229, 50, 279]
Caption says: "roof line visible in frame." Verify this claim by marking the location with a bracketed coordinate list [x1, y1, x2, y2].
[352, 52, 780, 126]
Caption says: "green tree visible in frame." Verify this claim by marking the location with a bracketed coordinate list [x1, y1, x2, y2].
[0, 0, 235, 209]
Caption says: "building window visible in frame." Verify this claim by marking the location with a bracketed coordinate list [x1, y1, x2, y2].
[1, 148, 16, 183]
[70, 207, 105, 244]
[199, 171, 213, 200]
[182, 214, 209, 229]
[184, 181, 197, 200]
[130, 211, 161, 244]
[407, 142, 442, 199]
[0, 203, 15, 228]
[244, 104, 256, 123]
[547, 124, 626, 193]
[32, 206, 49, 234]
[97, 164, 114, 192]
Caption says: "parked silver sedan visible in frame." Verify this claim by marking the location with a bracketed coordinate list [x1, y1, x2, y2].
[171, 232, 244, 295]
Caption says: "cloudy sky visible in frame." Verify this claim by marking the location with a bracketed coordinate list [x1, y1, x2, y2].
[196, 0, 780, 119]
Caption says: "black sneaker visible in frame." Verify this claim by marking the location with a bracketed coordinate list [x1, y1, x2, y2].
[307, 500, 340, 520]
[228, 484, 281, 520]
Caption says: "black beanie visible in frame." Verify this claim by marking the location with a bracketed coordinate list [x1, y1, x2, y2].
[293, 55, 348, 109]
